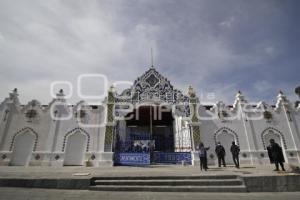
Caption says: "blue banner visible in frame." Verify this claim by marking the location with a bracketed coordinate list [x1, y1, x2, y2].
[114, 153, 150, 166]
[153, 152, 192, 164]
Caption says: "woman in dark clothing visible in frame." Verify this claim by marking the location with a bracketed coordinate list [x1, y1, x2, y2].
[198, 143, 210, 171]
[267, 139, 285, 171]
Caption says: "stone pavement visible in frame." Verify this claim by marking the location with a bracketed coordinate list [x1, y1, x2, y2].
[0, 187, 300, 200]
[0, 164, 299, 193]
[0, 164, 292, 179]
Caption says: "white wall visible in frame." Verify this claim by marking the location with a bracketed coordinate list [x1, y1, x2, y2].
[0, 90, 300, 167]
[0, 93, 107, 167]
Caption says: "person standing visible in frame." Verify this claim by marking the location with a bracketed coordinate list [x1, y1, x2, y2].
[198, 143, 210, 171]
[215, 142, 226, 167]
[230, 141, 240, 168]
[267, 139, 285, 171]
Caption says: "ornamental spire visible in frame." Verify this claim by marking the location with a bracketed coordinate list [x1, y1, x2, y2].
[150, 47, 154, 68]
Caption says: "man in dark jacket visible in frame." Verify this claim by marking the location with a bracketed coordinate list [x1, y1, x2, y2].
[230, 141, 240, 168]
[215, 142, 226, 167]
[267, 139, 285, 171]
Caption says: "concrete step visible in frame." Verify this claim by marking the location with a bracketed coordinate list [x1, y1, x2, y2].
[93, 179, 243, 186]
[90, 175, 247, 192]
[89, 185, 247, 192]
[91, 175, 238, 180]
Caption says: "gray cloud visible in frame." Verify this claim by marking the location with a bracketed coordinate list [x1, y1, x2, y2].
[0, 0, 299, 105]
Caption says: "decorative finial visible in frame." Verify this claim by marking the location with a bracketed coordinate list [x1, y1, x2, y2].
[295, 86, 300, 98]
[276, 90, 287, 104]
[150, 47, 154, 68]
[188, 85, 196, 98]
[9, 88, 19, 99]
[109, 84, 116, 93]
[56, 89, 65, 98]
[279, 90, 283, 95]
[235, 90, 246, 102]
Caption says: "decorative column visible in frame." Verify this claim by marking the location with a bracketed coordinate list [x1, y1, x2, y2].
[104, 86, 116, 152]
[188, 86, 201, 149]
[187, 86, 201, 166]
[100, 85, 116, 167]
[173, 115, 180, 152]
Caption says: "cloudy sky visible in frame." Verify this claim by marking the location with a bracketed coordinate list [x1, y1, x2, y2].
[0, 0, 299, 105]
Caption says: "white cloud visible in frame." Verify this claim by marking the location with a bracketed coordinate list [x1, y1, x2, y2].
[200, 83, 239, 105]
[219, 16, 235, 28]
[0, 0, 297, 105]
[0, 1, 160, 104]
[0, 32, 4, 43]
[254, 80, 272, 93]
[264, 46, 276, 56]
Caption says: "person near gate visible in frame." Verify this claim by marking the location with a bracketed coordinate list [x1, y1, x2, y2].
[198, 142, 210, 171]
[215, 142, 226, 167]
[267, 139, 285, 171]
[230, 141, 240, 168]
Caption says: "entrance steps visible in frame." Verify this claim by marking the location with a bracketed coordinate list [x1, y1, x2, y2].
[89, 175, 247, 192]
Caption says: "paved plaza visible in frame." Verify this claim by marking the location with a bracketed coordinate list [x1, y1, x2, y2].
[0, 187, 300, 200]
[0, 164, 293, 179]
[0, 164, 299, 197]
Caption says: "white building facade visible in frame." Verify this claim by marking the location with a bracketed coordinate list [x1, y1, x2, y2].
[0, 66, 300, 167]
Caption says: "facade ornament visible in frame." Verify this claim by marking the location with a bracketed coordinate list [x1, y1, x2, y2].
[258, 101, 273, 122]
[74, 101, 87, 120]
[275, 90, 288, 109]
[216, 101, 228, 122]
[24, 99, 41, 123]
[109, 84, 116, 93]
[115, 67, 189, 107]
[216, 101, 225, 109]
[8, 88, 20, 105]
[10, 88, 18, 98]
[275, 90, 293, 121]
[25, 109, 37, 122]
[263, 111, 273, 122]
[12, 88, 18, 96]
[56, 89, 66, 102]
[277, 90, 286, 101]
[187, 85, 196, 98]
[297, 102, 300, 111]
[235, 90, 246, 102]
[295, 86, 300, 98]
[215, 101, 229, 122]
[233, 90, 247, 110]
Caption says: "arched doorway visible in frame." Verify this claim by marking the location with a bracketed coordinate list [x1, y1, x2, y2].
[263, 130, 281, 147]
[262, 129, 287, 162]
[10, 131, 36, 166]
[215, 130, 237, 165]
[63, 132, 87, 166]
